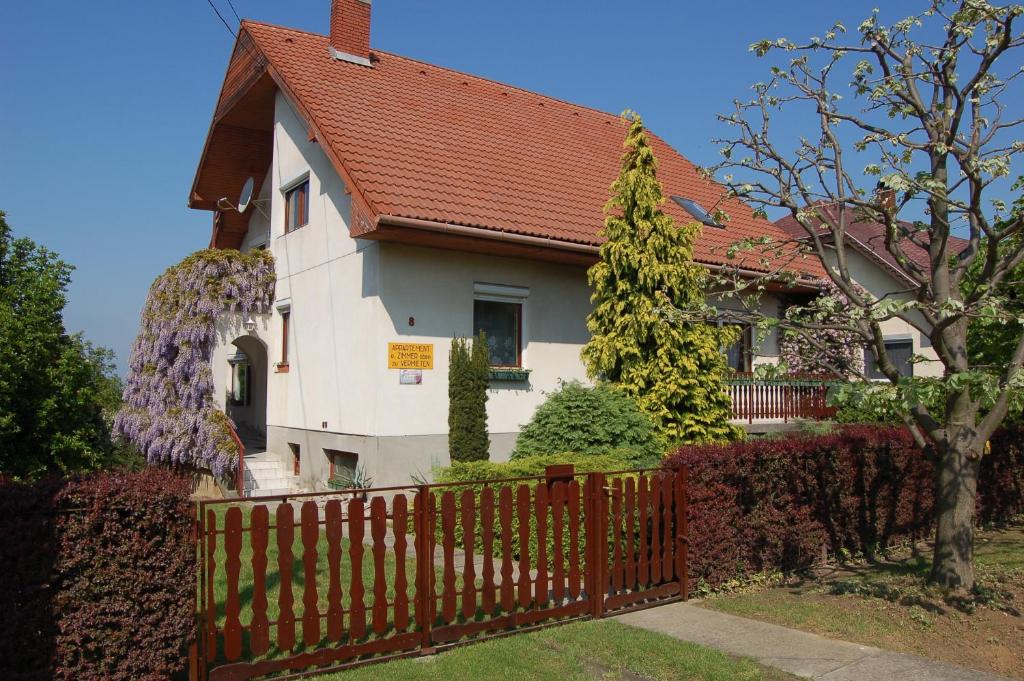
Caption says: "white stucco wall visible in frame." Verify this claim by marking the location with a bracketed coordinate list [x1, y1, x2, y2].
[263, 90, 383, 437]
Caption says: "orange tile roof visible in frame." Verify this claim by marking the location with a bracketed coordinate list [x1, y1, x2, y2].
[234, 20, 824, 279]
[775, 208, 969, 283]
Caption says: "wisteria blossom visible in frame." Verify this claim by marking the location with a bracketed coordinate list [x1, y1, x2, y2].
[114, 249, 275, 480]
[779, 280, 866, 377]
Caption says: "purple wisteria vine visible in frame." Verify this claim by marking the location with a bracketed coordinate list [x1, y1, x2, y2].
[779, 280, 867, 377]
[114, 249, 275, 479]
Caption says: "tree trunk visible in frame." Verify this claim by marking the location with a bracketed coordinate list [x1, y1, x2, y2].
[930, 441, 981, 590]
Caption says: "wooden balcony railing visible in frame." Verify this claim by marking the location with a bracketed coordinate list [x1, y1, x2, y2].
[726, 372, 840, 423]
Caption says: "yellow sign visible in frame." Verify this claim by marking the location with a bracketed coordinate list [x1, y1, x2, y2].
[388, 342, 434, 369]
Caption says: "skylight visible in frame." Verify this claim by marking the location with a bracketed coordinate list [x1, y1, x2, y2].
[671, 196, 723, 228]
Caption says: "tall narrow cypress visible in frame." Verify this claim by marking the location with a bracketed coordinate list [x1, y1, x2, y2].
[448, 331, 490, 462]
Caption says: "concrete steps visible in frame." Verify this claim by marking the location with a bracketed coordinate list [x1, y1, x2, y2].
[242, 451, 306, 498]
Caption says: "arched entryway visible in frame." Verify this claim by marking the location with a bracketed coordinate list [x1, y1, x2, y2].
[226, 335, 268, 442]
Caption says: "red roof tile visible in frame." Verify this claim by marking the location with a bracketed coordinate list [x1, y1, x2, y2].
[774, 207, 969, 282]
[226, 20, 824, 278]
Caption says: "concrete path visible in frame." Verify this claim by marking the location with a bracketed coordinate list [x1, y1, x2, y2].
[615, 602, 1012, 681]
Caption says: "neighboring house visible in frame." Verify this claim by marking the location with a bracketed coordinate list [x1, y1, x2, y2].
[190, 0, 824, 494]
[775, 205, 969, 380]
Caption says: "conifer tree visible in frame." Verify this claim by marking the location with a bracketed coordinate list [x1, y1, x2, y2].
[581, 113, 739, 444]
[448, 331, 490, 462]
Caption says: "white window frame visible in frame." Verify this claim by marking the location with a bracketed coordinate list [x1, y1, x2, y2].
[280, 170, 311, 235]
[472, 282, 529, 368]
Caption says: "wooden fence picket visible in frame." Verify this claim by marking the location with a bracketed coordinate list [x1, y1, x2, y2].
[324, 499, 344, 642]
[516, 484, 532, 608]
[249, 505, 270, 656]
[460, 489, 477, 620]
[440, 491, 457, 623]
[499, 486, 515, 611]
[205, 509, 217, 657]
[392, 494, 410, 632]
[223, 507, 243, 661]
[480, 487, 496, 614]
[661, 474, 674, 580]
[650, 475, 662, 584]
[370, 496, 388, 635]
[567, 481, 581, 600]
[534, 483, 549, 607]
[550, 481, 565, 604]
[624, 478, 636, 591]
[637, 477, 649, 588]
[276, 503, 296, 652]
[348, 498, 366, 640]
[301, 501, 320, 647]
[611, 478, 623, 593]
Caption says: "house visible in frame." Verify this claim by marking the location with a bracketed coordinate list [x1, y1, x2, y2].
[774, 205, 969, 380]
[190, 0, 825, 495]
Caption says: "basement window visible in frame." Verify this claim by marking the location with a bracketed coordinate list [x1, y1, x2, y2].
[284, 179, 309, 233]
[326, 450, 359, 486]
[671, 196, 723, 228]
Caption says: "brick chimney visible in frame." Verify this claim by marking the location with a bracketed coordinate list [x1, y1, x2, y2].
[875, 181, 896, 213]
[329, 0, 372, 66]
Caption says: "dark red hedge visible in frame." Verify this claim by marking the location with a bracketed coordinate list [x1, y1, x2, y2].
[664, 425, 1024, 590]
[0, 468, 195, 681]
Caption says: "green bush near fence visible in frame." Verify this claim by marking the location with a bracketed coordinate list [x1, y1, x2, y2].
[512, 382, 666, 467]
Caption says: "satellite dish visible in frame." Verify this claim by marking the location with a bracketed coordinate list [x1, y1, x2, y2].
[237, 177, 255, 214]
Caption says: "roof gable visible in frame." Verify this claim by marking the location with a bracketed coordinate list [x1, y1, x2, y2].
[192, 20, 824, 279]
[774, 208, 969, 284]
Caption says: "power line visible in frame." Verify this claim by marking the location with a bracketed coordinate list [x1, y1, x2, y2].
[225, 0, 242, 24]
[204, 0, 236, 38]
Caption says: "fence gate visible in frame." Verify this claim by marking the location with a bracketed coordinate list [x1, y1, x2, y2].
[192, 465, 689, 681]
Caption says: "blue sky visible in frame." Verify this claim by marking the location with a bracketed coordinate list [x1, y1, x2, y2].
[2, 1, 1020, 373]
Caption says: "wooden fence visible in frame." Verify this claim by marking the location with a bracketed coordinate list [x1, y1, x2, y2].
[192, 466, 688, 680]
[726, 373, 839, 422]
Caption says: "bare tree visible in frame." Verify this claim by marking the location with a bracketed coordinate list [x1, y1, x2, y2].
[687, 1, 1024, 590]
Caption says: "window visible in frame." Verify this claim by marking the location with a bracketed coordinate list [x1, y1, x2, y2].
[865, 339, 914, 379]
[228, 353, 250, 405]
[280, 310, 290, 366]
[284, 179, 309, 232]
[289, 443, 301, 476]
[474, 299, 521, 366]
[671, 196, 723, 228]
[473, 283, 527, 367]
[722, 324, 752, 373]
[326, 450, 358, 484]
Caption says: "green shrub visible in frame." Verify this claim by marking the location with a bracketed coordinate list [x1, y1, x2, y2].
[448, 331, 490, 462]
[513, 381, 666, 467]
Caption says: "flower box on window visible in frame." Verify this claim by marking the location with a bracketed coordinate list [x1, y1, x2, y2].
[487, 367, 531, 382]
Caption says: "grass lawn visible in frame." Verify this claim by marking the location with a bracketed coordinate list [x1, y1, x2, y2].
[320, 619, 798, 681]
[700, 522, 1024, 679]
